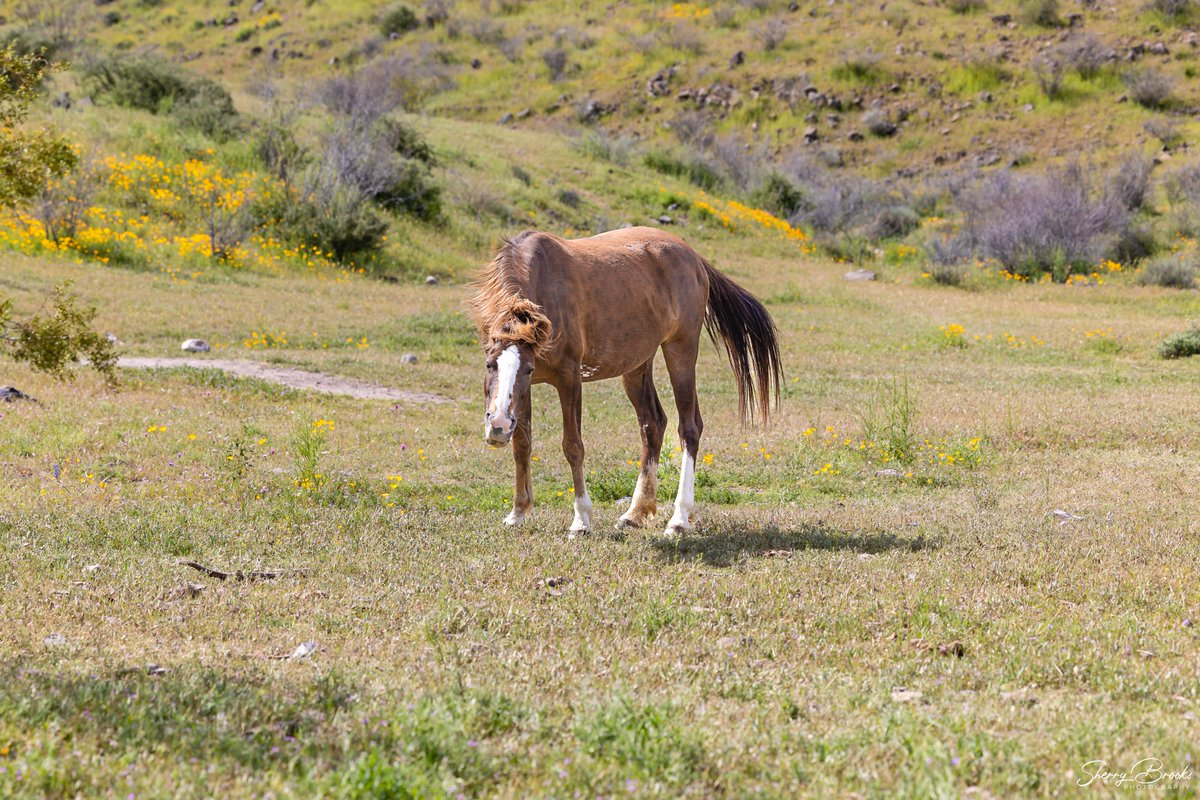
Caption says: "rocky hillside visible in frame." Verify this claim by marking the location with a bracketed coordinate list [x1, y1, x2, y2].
[64, 0, 1200, 177]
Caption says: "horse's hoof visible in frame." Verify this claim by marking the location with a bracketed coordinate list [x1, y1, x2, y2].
[664, 520, 692, 537]
[504, 510, 527, 526]
[615, 516, 643, 531]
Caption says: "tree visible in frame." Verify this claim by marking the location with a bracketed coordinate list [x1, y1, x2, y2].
[0, 45, 116, 383]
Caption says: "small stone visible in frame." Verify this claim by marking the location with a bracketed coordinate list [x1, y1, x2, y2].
[401, 353, 419, 364]
[875, 468, 901, 477]
[43, 633, 68, 647]
[803, 126, 819, 143]
[658, 214, 674, 225]
[425, 275, 439, 285]
[471, 58, 482, 69]
[181, 339, 211, 353]
[844, 268, 876, 281]
[498, 112, 514, 124]
[729, 50, 745, 68]
[847, 130, 864, 142]
[105, 332, 122, 345]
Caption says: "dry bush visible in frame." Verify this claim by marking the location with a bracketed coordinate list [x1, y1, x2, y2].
[497, 34, 526, 62]
[541, 48, 568, 80]
[753, 18, 788, 52]
[1057, 34, 1113, 80]
[1032, 55, 1066, 100]
[1144, 117, 1182, 150]
[945, 0, 987, 12]
[863, 109, 897, 137]
[1107, 151, 1154, 212]
[938, 163, 1130, 278]
[1146, 0, 1195, 18]
[317, 52, 456, 115]
[1019, 0, 1061, 26]
[659, 22, 705, 55]
[1124, 67, 1174, 109]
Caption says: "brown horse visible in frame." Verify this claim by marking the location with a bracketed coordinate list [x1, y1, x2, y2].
[469, 226, 781, 536]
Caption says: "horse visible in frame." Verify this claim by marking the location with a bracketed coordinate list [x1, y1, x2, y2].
[469, 226, 781, 537]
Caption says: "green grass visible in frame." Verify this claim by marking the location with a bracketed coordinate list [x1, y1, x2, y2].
[1, 3, 1200, 796]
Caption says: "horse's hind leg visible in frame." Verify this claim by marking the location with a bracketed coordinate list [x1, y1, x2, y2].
[617, 359, 667, 530]
[662, 338, 703, 535]
[506, 386, 533, 526]
[556, 375, 592, 536]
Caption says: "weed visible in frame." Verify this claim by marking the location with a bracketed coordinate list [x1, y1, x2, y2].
[1137, 252, 1197, 289]
[859, 377, 919, 466]
[1159, 326, 1200, 358]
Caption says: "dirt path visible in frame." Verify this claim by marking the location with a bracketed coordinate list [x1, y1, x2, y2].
[118, 357, 450, 403]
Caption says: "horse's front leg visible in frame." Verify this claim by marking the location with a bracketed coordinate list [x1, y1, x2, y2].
[556, 376, 592, 536]
[506, 386, 533, 526]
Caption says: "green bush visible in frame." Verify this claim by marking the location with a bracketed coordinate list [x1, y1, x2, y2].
[256, 182, 389, 265]
[84, 55, 239, 140]
[375, 159, 441, 221]
[748, 173, 805, 217]
[379, 4, 420, 37]
[1159, 327, 1200, 359]
[1138, 252, 1197, 289]
[643, 149, 721, 191]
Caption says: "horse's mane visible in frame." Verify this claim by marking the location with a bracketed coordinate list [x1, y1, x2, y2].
[469, 236, 553, 352]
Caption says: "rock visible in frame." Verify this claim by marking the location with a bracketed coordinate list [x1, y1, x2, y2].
[181, 339, 211, 353]
[1149, 41, 1169, 56]
[52, 92, 72, 109]
[516, 107, 531, 120]
[425, 275, 439, 285]
[43, 633, 68, 647]
[0, 386, 35, 403]
[844, 268, 876, 281]
[847, 130, 864, 142]
[401, 353, 419, 364]
[729, 50, 745, 68]
[1067, 12, 1083, 27]
[498, 112, 514, 124]
[803, 126, 819, 143]
[875, 468, 901, 477]
[471, 58, 482, 69]
[658, 214, 674, 225]
[105, 332, 122, 345]
[647, 66, 675, 96]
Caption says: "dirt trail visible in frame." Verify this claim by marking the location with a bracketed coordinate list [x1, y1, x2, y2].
[118, 357, 450, 403]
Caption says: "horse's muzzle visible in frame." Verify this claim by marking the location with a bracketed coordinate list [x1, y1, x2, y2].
[486, 427, 513, 447]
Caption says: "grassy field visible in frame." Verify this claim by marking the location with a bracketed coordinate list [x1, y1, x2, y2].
[2, 113, 1200, 797]
[2, 1, 1200, 796]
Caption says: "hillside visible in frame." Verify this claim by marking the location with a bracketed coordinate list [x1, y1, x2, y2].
[76, 0, 1200, 176]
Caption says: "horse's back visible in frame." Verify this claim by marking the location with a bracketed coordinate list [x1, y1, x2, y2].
[514, 227, 710, 375]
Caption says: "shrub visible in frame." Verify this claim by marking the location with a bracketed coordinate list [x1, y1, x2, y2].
[1032, 55, 1066, 100]
[748, 173, 806, 217]
[927, 261, 968, 286]
[541, 48, 567, 80]
[659, 22, 705, 55]
[321, 118, 441, 221]
[1124, 67, 1174, 109]
[259, 179, 390, 264]
[84, 55, 238, 139]
[1144, 116, 1182, 150]
[1107, 151, 1154, 212]
[832, 49, 886, 84]
[556, 188, 580, 208]
[1160, 327, 1200, 358]
[753, 18, 788, 51]
[945, 0, 987, 12]
[780, 153, 894, 238]
[497, 35, 525, 62]
[867, 206, 919, 240]
[573, 128, 635, 166]
[643, 149, 721, 191]
[941, 162, 1130, 279]
[1057, 34, 1113, 80]
[1019, 0, 1061, 26]
[1146, 0, 1194, 19]
[318, 53, 455, 116]
[1138, 252, 1197, 288]
[379, 3, 420, 37]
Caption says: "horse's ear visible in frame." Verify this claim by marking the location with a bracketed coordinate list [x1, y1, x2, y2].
[507, 299, 552, 352]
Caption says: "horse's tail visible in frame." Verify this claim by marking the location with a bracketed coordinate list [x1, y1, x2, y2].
[701, 259, 782, 426]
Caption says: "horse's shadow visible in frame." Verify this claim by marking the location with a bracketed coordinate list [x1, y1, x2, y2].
[646, 519, 936, 567]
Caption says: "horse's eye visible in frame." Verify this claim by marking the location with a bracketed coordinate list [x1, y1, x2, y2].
[524, 366, 534, 375]
[486, 362, 497, 372]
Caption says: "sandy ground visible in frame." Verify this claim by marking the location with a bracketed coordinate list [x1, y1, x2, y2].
[117, 357, 449, 403]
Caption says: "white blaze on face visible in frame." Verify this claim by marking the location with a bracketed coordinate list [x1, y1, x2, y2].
[487, 345, 521, 434]
[668, 450, 695, 531]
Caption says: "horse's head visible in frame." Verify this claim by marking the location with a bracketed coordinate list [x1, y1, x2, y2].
[482, 338, 535, 446]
